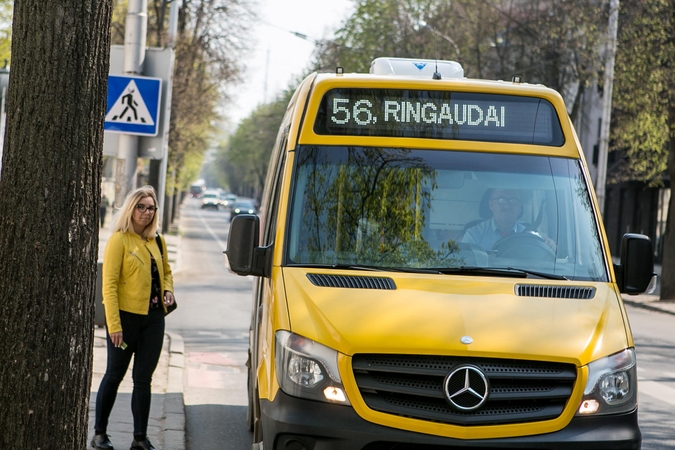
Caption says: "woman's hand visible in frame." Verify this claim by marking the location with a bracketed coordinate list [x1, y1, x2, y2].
[163, 291, 175, 307]
[110, 331, 123, 347]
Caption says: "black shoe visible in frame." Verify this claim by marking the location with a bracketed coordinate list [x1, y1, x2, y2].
[130, 438, 155, 450]
[91, 434, 114, 450]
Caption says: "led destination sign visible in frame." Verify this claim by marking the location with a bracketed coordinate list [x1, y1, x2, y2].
[314, 89, 564, 146]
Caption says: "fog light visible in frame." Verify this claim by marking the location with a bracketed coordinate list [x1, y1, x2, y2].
[578, 399, 600, 414]
[283, 438, 307, 450]
[323, 386, 346, 402]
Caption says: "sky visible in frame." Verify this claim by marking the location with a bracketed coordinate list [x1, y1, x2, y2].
[225, 0, 354, 127]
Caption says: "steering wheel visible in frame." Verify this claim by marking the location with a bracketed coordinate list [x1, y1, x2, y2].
[490, 231, 555, 260]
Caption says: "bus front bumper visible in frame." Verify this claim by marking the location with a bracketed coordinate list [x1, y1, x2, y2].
[260, 390, 641, 450]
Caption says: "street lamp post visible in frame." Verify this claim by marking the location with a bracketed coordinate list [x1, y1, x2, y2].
[261, 27, 318, 103]
[114, 0, 148, 208]
[595, 0, 619, 217]
[0, 61, 9, 179]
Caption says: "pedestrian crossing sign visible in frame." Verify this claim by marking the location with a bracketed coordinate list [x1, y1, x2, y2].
[105, 75, 162, 136]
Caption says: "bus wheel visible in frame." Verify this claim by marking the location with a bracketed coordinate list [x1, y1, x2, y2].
[247, 362, 255, 431]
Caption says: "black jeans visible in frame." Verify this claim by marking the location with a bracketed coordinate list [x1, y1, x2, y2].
[94, 308, 165, 438]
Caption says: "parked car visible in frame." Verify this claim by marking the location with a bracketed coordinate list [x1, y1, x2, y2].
[230, 199, 257, 217]
[201, 191, 221, 210]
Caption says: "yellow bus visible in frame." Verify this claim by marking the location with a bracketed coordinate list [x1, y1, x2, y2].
[226, 57, 655, 450]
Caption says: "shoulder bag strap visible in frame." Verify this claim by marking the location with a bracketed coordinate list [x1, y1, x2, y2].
[155, 233, 164, 260]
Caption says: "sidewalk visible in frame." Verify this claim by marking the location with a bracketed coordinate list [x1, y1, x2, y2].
[90, 222, 185, 450]
[622, 293, 675, 316]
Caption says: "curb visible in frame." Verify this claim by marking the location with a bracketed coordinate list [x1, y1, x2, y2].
[164, 229, 183, 276]
[164, 331, 186, 450]
[622, 298, 675, 317]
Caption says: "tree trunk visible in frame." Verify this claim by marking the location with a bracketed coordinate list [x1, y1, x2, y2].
[0, 1, 113, 447]
[660, 102, 675, 300]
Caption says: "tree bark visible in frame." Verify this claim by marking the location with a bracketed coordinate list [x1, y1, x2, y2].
[660, 101, 675, 300]
[0, 1, 113, 447]
[658, 0, 675, 300]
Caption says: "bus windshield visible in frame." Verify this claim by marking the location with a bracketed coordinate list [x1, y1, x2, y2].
[286, 146, 607, 282]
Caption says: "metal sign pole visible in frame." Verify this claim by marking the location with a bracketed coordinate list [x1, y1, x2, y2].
[114, 0, 148, 207]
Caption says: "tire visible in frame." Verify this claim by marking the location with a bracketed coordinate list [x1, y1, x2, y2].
[246, 358, 254, 431]
[251, 386, 263, 446]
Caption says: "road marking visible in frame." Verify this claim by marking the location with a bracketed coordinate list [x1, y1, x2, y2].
[639, 381, 675, 406]
[198, 213, 227, 252]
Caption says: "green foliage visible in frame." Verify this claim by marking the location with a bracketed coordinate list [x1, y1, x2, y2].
[293, 145, 463, 268]
[314, 0, 436, 74]
[212, 0, 610, 200]
[111, 0, 128, 44]
[313, 0, 607, 122]
[171, 151, 205, 192]
[0, 0, 13, 64]
[110, 0, 255, 193]
[312, 147, 436, 264]
[611, 0, 674, 185]
[169, 0, 254, 191]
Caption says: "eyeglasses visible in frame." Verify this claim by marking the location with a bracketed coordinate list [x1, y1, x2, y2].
[491, 197, 521, 206]
[135, 204, 157, 213]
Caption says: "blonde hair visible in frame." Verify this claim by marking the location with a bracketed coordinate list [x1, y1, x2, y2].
[111, 185, 160, 239]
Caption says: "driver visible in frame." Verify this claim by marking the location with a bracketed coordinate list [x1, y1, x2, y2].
[462, 189, 526, 250]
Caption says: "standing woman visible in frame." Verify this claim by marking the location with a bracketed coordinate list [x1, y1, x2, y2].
[91, 186, 175, 450]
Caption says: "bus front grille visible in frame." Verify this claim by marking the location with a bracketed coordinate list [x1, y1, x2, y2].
[352, 354, 576, 426]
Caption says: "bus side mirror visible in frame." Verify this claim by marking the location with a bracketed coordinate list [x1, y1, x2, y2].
[614, 233, 657, 295]
[224, 214, 271, 277]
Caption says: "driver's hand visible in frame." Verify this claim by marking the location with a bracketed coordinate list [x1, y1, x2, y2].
[544, 236, 557, 253]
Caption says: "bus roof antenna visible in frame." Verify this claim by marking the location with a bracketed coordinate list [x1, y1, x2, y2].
[432, 28, 441, 80]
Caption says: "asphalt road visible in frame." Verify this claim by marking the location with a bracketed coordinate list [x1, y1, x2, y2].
[167, 199, 253, 450]
[625, 304, 675, 449]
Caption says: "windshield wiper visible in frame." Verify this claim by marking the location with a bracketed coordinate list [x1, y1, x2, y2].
[291, 263, 441, 274]
[503, 267, 568, 280]
[292, 264, 567, 279]
[436, 266, 568, 280]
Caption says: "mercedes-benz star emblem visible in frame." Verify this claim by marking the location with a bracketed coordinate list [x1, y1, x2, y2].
[443, 365, 489, 411]
[460, 336, 473, 344]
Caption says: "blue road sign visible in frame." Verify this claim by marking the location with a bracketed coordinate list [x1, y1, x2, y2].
[105, 75, 162, 136]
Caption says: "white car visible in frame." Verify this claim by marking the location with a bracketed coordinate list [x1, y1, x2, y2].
[201, 191, 221, 210]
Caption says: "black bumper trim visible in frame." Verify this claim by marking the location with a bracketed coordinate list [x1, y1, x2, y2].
[260, 390, 641, 450]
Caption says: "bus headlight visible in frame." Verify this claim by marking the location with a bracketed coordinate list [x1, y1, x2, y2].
[275, 330, 350, 405]
[577, 348, 637, 415]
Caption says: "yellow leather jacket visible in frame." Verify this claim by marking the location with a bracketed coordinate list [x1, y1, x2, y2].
[102, 231, 174, 333]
